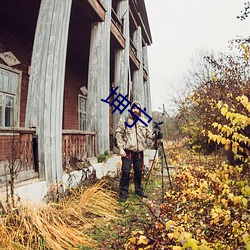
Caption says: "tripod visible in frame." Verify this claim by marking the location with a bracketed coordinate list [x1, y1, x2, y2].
[144, 128, 173, 203]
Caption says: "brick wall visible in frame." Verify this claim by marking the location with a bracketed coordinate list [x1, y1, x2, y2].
[64, 65, 88, 130]
[0, 15, 34, 127]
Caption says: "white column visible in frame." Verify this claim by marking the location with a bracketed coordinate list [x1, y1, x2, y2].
[25, 0, 72, 183]
[132, 26, 144, 105]
[113, 0, 130, 130]
[87, 0, 111, 155]
[142, 45, 152, 115]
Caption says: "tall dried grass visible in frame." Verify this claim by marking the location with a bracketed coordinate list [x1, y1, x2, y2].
[0, 180, 120, 249]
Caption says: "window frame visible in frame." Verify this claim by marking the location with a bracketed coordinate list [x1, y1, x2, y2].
[78, 95, 87, 131]
[0, 64, 22, 129]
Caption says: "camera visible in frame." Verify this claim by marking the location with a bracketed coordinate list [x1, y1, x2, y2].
[153, 121, 163, 140]
[153, 121, 163, 130]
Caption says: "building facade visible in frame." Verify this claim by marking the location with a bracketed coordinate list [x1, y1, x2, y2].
[0, 0, 153, 187]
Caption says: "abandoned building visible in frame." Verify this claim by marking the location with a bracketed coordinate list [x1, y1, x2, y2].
[0, 0, 153, 196]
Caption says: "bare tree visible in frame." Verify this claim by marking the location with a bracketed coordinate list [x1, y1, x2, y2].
[237, 2, 250, 20]
[4, 129, 21, 208]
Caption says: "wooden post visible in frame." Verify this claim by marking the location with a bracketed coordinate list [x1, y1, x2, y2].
[132, 26, 144, 106]
[86, 0, 111, 155]
[142, 45, 152, 116]
[113, 0, 130, 131]
[25, 0, 72, 183]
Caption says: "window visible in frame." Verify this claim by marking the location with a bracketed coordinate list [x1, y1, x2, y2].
[78, 95, 87, 131]
[0, 66, 20, 127]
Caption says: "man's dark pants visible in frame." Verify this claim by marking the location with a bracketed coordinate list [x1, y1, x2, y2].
[119, 150, 144, 198]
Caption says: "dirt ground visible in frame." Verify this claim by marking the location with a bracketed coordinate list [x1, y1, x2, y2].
[88, 165, 172, 250]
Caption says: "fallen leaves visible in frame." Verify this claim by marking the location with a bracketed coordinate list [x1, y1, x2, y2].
[125, 151, 249, 249]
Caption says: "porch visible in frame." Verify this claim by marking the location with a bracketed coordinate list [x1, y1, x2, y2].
[0, 128, 97, 188]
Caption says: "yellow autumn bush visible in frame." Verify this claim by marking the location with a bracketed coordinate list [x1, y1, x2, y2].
[208, 95, 250, 162]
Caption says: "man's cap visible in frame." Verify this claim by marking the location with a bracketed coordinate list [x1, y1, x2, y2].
[131, 100, 141, 108]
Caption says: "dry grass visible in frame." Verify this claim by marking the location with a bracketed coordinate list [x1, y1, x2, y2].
[0, 180, 121, 249]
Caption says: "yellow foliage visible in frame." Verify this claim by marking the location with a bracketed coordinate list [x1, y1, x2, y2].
[128, 237, 137, 244]
[182, 238, 199, 250]
[240, 43, 250, 60]
[242, 198, 248, 209]
[173, 228, 181, 240]
[199, 244, 213, 250]
[232, 220, 241, 233]
[224, 142, 231, 151]
[173, 247, 182, 250]
[168, 233, 174, 240]
[221, 198, 228, 208]
[241, 185, 250, 196]
[148, 143, 250, 249]
[165, 220, 176, 230]
[208, 95, 250, 161]
[237, 95, 250, 112]
[132, 230, 144, 235]
[178, 232, 192, 243]
[137, 235, 149, 245]
[220, 106, 228, 116]
[223, 214, 231, 226]
[243, 233, 250, 250]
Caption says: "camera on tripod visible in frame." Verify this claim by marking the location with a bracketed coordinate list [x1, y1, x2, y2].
[154, 121, 163, 130]
[145, 119, 173, 199]
[153, 121, 163, 140]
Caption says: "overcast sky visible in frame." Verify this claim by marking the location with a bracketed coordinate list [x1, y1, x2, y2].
[145, 0, 250, 112]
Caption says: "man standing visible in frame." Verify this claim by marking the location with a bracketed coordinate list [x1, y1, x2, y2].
[115, 101, 158, 202]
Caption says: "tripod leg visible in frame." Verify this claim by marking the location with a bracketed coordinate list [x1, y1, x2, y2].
[161, 143, 173, 190]
[160, 146, 165, 203]
[144, 148, 158, 191]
